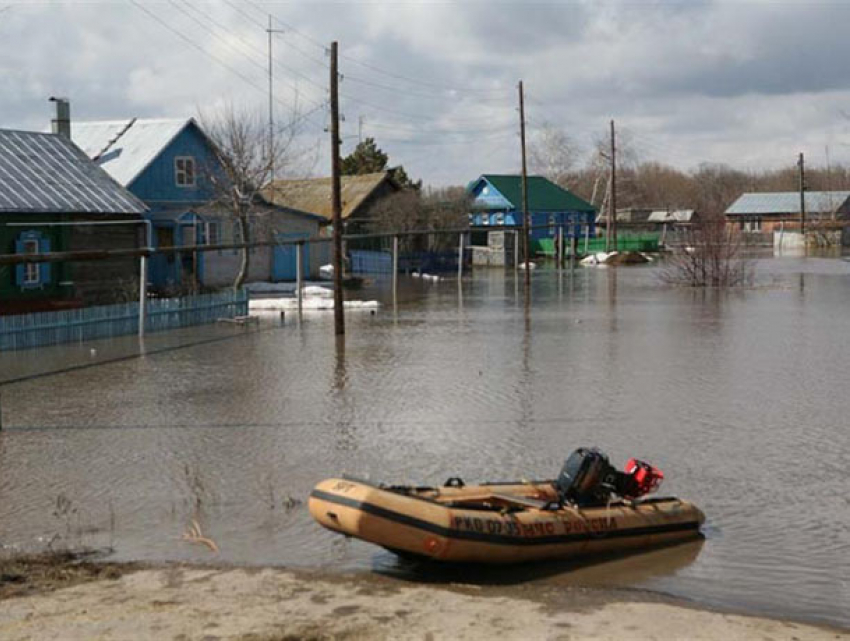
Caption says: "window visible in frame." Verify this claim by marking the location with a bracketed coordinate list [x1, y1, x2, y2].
[175, 156, 196, 187]
[23, 239, 39, 284]
[15, 231, 50, 289]
[494, 213, 504, 225]
[206, 221, 220, 246]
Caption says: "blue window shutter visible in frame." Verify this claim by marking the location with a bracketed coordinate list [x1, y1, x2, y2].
[14, 237, 25, 286]
[39, 237, 51, 285]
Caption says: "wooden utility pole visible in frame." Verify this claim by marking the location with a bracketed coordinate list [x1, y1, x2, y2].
[798, 152, 806, 236]
[330, 41, 345, 335]
[518, 80, 530, 287]
[608, 119, 617, 252]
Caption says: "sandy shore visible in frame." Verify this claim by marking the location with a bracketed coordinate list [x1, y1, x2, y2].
[0, 559, 847, 641]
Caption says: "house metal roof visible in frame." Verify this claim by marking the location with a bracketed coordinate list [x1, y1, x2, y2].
[263, 172, 396, 221]
[0, 129, 147, 215]
[725, 191, 850, 216]
[474, 175, 595, 212]
[70, 118, 193, 186]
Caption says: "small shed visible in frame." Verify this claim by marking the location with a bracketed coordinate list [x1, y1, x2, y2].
[0, 128, 146, 313]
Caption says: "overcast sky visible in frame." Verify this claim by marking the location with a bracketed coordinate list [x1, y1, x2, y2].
[3, 0, 850, 186]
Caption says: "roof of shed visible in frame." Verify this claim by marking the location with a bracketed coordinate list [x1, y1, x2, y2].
[725, 191, 850, 215]
[477, 175, 595, 212]
[0, 129, 147, 215]
[70, 118, 194, 186]
[263, 172, 395, 220]
[647, 209, 696, 223]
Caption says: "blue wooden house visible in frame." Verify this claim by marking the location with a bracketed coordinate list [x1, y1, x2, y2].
[71, 118, 325, 290]
[467, 174, 596, 252]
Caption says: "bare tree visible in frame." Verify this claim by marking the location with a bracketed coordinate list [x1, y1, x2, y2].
[661, 213, 753, 287]
[528, 122, 581, 188]
[198, 105, 305, 289]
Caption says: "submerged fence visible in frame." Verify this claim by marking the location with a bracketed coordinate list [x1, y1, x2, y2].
[0, 289, 248, 351]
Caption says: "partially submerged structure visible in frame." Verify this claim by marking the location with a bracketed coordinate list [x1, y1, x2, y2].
[725, 191, 850, 232]
[466, 174, 596, 264]
[0, 127, 146, 314]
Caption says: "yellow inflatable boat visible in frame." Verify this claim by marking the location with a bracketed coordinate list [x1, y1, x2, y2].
[309, 474, 705, 564]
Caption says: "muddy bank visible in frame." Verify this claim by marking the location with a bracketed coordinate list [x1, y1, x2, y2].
[0, 559, 846, 640]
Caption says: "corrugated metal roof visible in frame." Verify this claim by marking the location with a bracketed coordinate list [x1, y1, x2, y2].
[70, 118, 191, 186]
[263, 172, 396, 220]
[0, 129, 147, 215]
[725, 191, 850, 215]
[476, 175, 595, 212]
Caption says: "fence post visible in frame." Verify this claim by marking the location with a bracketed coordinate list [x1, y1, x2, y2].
[457, 233, 464, 280]
[296, 242, 303, 315]
[514, 230, 519, 271]
[392, 235, 399, 291]
[0, 390, 3, 431]
[557, 225, 564, 268]
[138, 255, 148, 337]
[584, 222, 590, 254]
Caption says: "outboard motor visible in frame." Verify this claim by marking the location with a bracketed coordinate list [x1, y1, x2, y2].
[555, 447, 618, 506]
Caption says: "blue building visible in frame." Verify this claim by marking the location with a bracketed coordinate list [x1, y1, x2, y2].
[72, 118, 325, 290]
[467, 174, 596, 252]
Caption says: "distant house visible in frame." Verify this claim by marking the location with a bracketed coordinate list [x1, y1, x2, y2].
[646, 209, 697, 226]
[264, 172, 401, 233]
[467, 175, 596, 253]
[0, 128, 147, 314]
[70, 117, 326, 287]
[724, 191, 850, 232]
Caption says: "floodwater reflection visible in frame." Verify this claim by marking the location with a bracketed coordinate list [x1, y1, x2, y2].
[0, 258, 849, 629]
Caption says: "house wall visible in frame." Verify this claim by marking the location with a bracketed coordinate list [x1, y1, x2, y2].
[128, 124, 215, 208]
[202, 209, 327, 286]
[67, 214, 141, 305]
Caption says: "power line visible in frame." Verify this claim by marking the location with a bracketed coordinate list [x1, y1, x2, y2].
[238, 0, 512, 99]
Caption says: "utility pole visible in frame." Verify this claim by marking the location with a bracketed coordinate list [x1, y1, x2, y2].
[608, 119, 617, 253]
[518, 80, 530, 287]
[358, 115, 364, 144]
[267, 16, 284, 188]
[798, 152, 806, 236]
[330, 41, 345, 336]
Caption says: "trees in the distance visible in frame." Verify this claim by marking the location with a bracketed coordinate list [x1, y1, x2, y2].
[341, 137, 422, 190]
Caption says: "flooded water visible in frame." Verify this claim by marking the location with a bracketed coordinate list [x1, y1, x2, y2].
[0, 258, 848, 629]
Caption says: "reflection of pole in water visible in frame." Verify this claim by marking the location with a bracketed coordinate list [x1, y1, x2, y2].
[334, 333, 346, 391]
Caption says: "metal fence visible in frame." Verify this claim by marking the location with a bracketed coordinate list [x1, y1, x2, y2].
[0, 289, 248, 351]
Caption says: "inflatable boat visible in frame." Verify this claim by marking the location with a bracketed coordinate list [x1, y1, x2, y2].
[309, 449, 705, 564]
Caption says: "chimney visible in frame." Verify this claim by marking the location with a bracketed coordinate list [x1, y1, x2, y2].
[49, 96, 71, 139]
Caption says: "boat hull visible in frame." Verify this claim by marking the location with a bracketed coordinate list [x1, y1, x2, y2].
[309, 478, 705, 564]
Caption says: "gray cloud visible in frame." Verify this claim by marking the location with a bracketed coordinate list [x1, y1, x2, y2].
[2, 0, 850, 186]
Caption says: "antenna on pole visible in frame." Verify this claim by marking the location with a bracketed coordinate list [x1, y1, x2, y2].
[267, 16, 284, 189]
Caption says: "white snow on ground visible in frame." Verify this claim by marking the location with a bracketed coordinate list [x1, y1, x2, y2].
[249, 298, 379, 311]
[245, 281, 328, 293]
[580, 252, 615, 266]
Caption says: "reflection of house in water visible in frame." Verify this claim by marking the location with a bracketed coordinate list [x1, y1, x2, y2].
[467, 174, 596, 265]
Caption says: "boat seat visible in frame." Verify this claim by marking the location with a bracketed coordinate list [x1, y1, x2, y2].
[489, 493, 553, 510]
